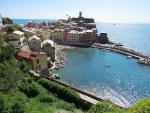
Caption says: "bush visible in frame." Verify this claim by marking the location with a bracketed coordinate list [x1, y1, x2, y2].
[88, 101, 125, 113]
[129, 98, 150, 113]
[56, 101, 76, 111]
[11, 102, 25, 113]
[39, 94, 56, 103]
[2, 17, 13, 25]
[19, 83, 39, 98]
[0, 95, 4, 112]
[38, 79, 92, 110]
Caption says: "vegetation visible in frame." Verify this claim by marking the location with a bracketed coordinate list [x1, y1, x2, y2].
[88, 101, 127, 113]
[3, 24, 23, 33]
[38, 78, 92, 110]
[129, 98, 150, 113]
[2, 17, 13, 25]
[0, 27, 150, 113]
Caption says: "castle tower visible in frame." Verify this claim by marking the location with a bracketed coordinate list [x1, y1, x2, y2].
[79, 11, 82, 18]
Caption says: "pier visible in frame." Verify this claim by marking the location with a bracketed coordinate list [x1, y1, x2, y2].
[91, 43, 150, 66]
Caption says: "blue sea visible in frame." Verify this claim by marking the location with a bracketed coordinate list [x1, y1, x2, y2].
[14, 19, 150, 107]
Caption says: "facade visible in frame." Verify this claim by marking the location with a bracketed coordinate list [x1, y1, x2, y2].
[17, 50, 48, 73]
[41, 39, 55, 61]
[5, 30, 25, 48]
[28, 35, 41, 52]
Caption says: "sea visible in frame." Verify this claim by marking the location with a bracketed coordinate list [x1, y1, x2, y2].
[13, 19, 150, 107]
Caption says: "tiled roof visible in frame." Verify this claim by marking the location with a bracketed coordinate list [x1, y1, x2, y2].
[17, 50, 38, 60]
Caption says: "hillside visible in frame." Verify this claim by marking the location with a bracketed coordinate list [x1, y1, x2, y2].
[0, 29, 150, 113]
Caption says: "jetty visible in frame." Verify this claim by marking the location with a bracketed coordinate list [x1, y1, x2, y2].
[91, 43, 150, 66]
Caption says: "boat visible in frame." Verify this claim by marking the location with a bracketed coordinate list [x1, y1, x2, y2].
[105, 65, 110, 67]
[52, 74, 61, 79]
[127, 56, 132, 59]
[55, 74, 61, 79]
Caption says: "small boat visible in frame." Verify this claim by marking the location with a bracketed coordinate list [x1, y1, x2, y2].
[52, 74, 61, 79]
[105, 65, 110, 67]
[55, 74, 61, 79]
[127, 56, 132, 59]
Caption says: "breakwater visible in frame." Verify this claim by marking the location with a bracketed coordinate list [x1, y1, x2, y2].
[91, 43, 150, 65]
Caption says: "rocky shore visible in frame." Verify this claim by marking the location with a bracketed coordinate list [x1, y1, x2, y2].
[48, 44, 75, 76]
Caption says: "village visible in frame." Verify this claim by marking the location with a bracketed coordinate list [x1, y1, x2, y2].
[0, 12, 149, 79]
[0, 12, 108, 78]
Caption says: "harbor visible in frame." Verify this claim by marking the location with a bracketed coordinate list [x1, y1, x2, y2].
[91, 43, 150, 66]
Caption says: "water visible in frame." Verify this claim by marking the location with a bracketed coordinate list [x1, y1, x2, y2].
[59, 48, 150, 107]
[97, 23, 150, 55]
[13, 19, 150, 107]
[13, 19, 57, 25]
[13, 19, 150, 54]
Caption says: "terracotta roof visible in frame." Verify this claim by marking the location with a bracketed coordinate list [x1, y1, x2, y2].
[17, 50, 38, 60]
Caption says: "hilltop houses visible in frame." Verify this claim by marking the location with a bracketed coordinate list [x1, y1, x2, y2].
[25, 12, 97, 46]
[48, 12, 97, 46]
[5, 30, 25, 48]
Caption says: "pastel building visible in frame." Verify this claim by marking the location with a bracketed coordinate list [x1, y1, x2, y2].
[17, 50, 48, 73]
[5, 30, 25, 48]
[28, 35, 41, 52]
[41, 39, 55, 62]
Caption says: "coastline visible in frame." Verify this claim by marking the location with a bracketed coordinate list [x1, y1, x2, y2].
[48, 44, 76, 76]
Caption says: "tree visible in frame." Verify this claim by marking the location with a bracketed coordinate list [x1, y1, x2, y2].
[0, 61, 21, 91]
[2, 17, 13, 25]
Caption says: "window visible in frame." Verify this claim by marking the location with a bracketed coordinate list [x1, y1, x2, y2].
[37, 59, 39, 64]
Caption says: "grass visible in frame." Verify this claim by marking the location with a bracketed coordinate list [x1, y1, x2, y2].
[0, 74, 83, 113]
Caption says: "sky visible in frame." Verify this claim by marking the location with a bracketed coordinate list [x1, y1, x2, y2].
[1, 0, 150, 23]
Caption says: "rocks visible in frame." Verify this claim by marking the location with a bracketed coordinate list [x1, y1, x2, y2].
[138, 58, 150, 66]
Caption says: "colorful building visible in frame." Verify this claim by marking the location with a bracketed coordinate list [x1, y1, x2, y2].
[5, 30, 25, 48]
[28, 35, 41, 52]
[41, 39, 55, 62]
[17, 50, 48, 73]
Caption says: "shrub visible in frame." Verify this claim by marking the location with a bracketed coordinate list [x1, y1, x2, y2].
[39, 94, 56, 103]
[129, 98, 150, 113]
[19, 83, 39, 98]
[0, 95, 4, 112]
[38, 79, 92, 110]
[56, 101, 76, 111]
[88, 101, 125, 113]
[11, 102, 25, 113]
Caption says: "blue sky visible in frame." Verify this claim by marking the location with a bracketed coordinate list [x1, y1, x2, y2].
[1, 0, 150, 23]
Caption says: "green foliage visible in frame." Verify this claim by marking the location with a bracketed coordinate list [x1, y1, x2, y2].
[2, 17, 13, 25]
[19, 61, 30, 73]
[3, 24, 23, 33]
[129, 98, 150, 113]
[0, 46, 15, 62]
[0, 60, 21, 91]
[39, 94, 56, 103]
[56, 100, 76, 111]
[38, 78, 92, 110]
[88, 101, 127, 113]
[0, 95, 4, 112]
[11, 101, 25, 113]
[18, 79, 39, 98]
